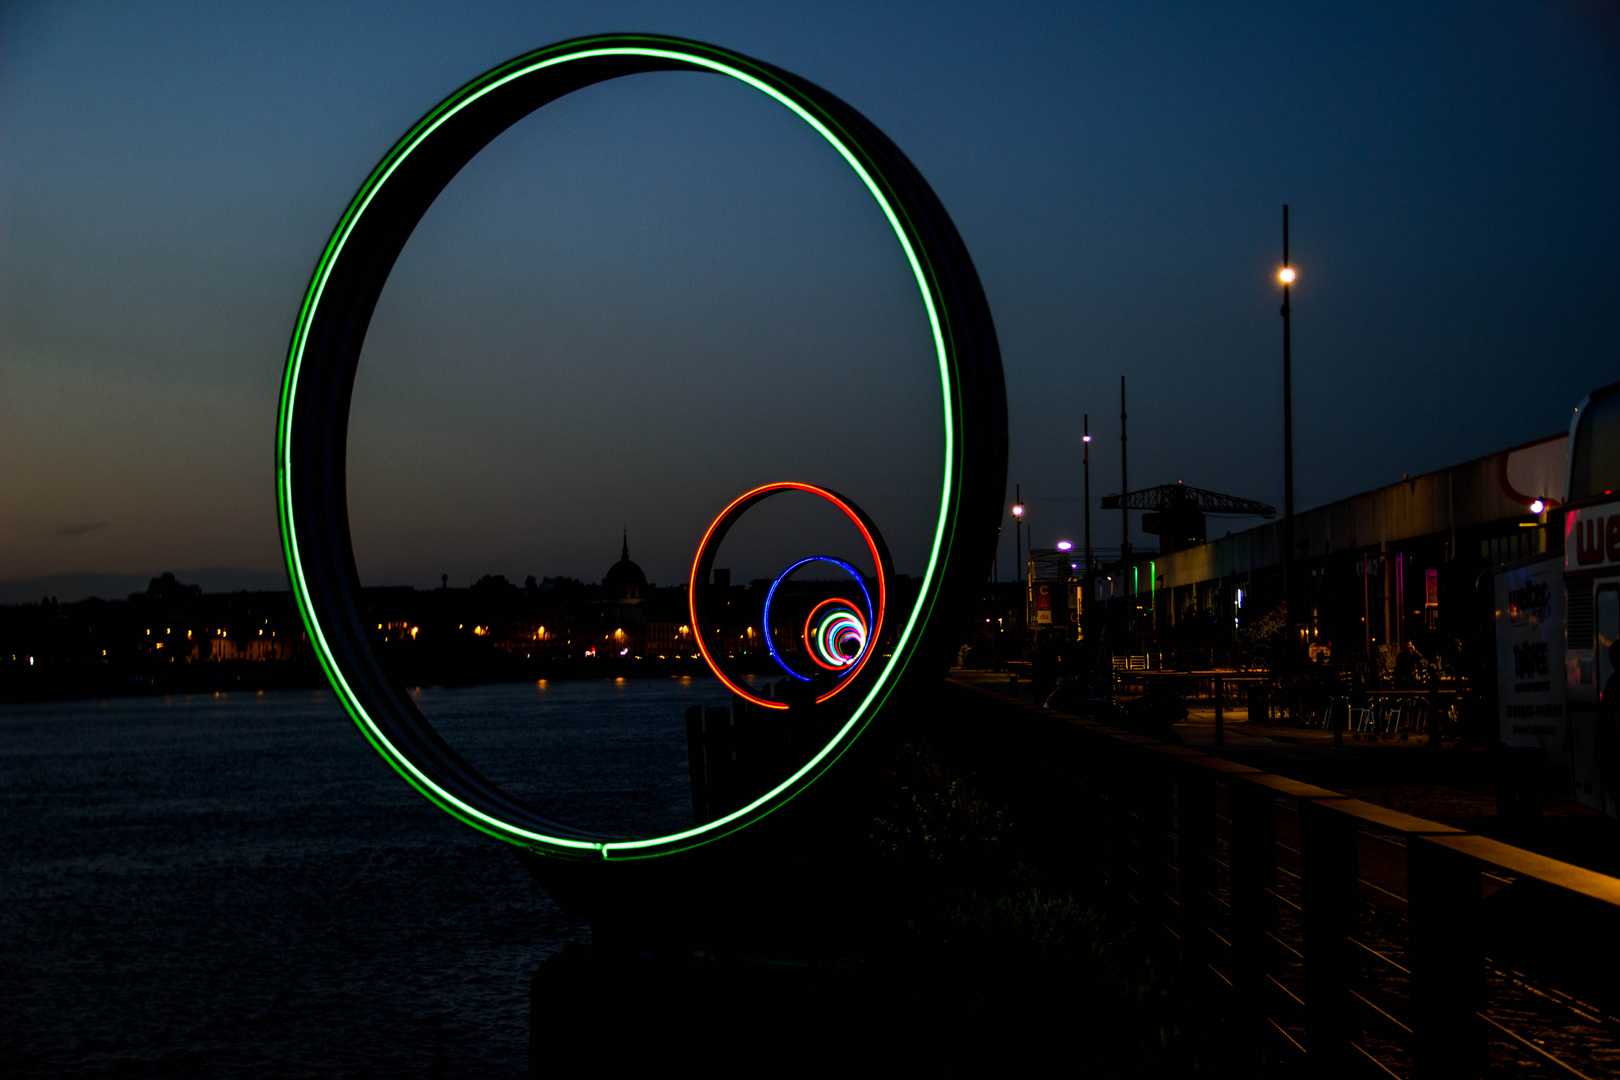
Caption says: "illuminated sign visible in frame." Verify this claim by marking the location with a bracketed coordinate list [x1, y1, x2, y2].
[1568, 501, 1620, 571]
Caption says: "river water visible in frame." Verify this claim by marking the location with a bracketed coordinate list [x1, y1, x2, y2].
[0, 677, 731, 1078]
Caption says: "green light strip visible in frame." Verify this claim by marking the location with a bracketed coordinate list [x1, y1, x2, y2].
[278, 39, 959, 858]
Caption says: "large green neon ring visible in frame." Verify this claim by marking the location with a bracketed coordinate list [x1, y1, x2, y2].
[275, 34, 1007, 861]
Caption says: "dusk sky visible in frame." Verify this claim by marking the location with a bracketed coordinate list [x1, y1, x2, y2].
[2, 2, 1615, 600]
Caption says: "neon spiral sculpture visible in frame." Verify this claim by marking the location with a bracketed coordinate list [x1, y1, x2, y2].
[690, 483, 890, 710]
[276, 35, 1007, 861]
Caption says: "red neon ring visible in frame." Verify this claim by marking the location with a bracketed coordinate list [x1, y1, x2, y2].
[688, 482, 890, 710]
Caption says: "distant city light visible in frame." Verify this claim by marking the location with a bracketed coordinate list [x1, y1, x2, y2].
[1530, 498, 1546, 514]
[1056, 540, 1073, 551]
[1278, 267, 1296, 284]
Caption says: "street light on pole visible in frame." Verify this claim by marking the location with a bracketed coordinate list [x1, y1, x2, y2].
[1012, 489, 1026, 639]
[1279, 206, 1296, 631]
[1083, 416, 1093, 577]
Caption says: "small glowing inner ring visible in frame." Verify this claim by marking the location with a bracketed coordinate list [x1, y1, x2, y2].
[804, 598, 869, 671]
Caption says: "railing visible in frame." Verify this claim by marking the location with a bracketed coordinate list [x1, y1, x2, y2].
[947, 678, 1620, 1078]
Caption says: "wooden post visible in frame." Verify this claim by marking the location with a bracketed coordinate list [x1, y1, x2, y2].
[1300, 800, 1359, 1075]
[1228, 782, 1278, 1062]
[685, 705, 707, 824]
[705, 706, 732, 818]
[1408, 838, 1485, 1079]
[732, 690, 758, 804]
[1135, 753, 1176, 925]
[1177, 767, 1218, 986]
[1095, 738, 1134, 899]
[1427, 673, 1443, 750]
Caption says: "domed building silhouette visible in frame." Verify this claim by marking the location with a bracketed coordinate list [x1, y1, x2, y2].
[603, 530, 647, 605]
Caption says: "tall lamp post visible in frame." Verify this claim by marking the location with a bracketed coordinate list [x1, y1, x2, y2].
[1083, 416, 1093, 578]
[1012, 489, 1026, 642]
[1119, 377, 1130, 558]
[1279, 206, 1297, 630]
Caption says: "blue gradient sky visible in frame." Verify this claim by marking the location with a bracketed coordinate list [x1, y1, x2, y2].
[2, 2, 1615, 597]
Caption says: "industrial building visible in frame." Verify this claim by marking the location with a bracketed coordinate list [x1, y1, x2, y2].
[1092, 432, 1566, 676]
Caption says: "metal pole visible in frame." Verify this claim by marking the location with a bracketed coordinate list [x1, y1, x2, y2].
[1016, 483, 1025, 639]
[1281, 205, 1295, 623]
[1119, 378, 1129, 556]
[1083, 414, 1093, 575]
[1120, 379, 1131, 647]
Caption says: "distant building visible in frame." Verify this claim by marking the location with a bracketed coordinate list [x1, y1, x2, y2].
[602, 532, 647, 605]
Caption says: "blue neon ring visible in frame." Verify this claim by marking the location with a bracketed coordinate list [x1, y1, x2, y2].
[762, 556, 875, 683]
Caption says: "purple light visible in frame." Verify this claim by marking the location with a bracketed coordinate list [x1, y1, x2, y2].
[1056, 540, 1073, 551]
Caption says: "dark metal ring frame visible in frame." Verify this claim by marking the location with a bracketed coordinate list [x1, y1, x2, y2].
[275, 34, 1007, 861]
